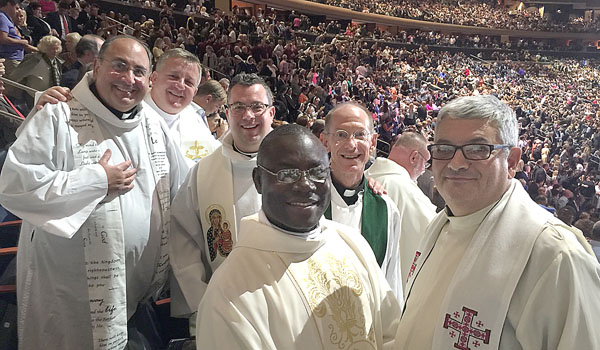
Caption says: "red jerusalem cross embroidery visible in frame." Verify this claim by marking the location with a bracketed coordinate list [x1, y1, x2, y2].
[407, 251, 421, 281]
[443, 306, 491, 350]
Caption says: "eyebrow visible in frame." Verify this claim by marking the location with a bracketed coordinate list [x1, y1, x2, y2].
[111, 58, 148, 71]
[435, 137, 492, 144]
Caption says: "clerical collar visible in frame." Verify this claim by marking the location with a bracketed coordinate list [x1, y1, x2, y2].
[258, 209, 322, 239]
[232, 143, 257, 158]
[89, 82, 139, 120]
[332, 176, 365, 205]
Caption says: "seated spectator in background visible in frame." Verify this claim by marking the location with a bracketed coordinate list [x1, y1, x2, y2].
[535, 194, 556, 214]
[310, 118, 325, 138]
[574, 212, 595, 238]
[45, 1, 74, 41]
[7, 35, 61, 108]
[61, 34, 103, 89]
[0, 0, 36, 75]
[192, 78, 226, 131]
[26, 2, 52, 46]
[196, 124, 400, 349]
[60, 32, 81, 70]
[206, 110, 228, 139]
[152, 37, 165, 64]
[15, 8, 31, 45]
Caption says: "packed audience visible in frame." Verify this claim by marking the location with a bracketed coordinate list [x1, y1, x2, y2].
[309, 0, 600, 33]
[1, 0, 600, 221]
[0, 0, 600, 347]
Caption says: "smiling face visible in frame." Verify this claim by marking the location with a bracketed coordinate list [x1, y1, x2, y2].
[150, 56, 199, 114]
[226, 83, 274, 153]
[93, 38, 150, 112]
[321, 104, 377, 188]
[432, 118, 521, 216]
[254, 132, 330, 232]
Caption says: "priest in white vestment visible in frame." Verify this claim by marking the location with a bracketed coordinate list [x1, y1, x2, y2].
[169, 73, 274, 319]
[396, 95, 600, 350]
[0, 37, 189, 350]
[365, 131, 436, 288]
[144, 48, 220, 165]
[197, 124, 400, 349]
[320, 102, 403, 301]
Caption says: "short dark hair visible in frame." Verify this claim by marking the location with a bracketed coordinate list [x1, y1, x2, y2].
[75, 35, 101, 58]
[58, 1, 70, 10]
[228, 73, 273, 105]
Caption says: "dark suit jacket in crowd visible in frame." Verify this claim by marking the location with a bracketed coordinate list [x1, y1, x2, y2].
[45, 11, 74, 39]
[27, 15, 51, 46]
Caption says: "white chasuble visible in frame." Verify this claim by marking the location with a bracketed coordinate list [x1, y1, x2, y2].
[196, 214, 400, 350]
[169, 132, 261, 317]
[144, 95, 220, 164]
[400, 179, 598, 350]
[0, 72, 190, 350]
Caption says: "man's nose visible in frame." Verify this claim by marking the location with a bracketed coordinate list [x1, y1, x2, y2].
[292, 172, 316, 191]
[447, 149, 470, 171]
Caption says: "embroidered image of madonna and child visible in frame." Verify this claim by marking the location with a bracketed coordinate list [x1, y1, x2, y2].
[206, 206, 233, 261]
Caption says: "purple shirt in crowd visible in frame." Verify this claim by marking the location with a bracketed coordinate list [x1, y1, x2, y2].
[0, 10, 23, 61]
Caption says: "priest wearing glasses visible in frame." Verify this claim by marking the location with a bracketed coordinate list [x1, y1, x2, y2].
[395, 95, 600, 350]
[196, 124, 401, 349]
[320, 102, 403, 300]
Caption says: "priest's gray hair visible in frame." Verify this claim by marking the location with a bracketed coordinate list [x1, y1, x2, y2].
[155, 48, 202, 87]
[437, 95, 518, 147]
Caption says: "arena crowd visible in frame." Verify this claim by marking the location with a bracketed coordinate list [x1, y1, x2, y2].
[0, 0, 599, 348]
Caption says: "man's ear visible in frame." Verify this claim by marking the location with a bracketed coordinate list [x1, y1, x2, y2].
[149, 71, 158, 84]
[507, 147, 522, 179]
[252, 167, 262, 194]
[320, 131, 330, 152]
[369, 133, 378, 155]
[409, 150, 419, 165]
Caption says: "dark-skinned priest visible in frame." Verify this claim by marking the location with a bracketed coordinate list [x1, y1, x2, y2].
[195, 124, 400, 349]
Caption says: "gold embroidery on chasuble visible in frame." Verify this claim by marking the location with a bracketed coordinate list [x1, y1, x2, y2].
[303, 253, 376, 349]
[185, 140, 209, 161]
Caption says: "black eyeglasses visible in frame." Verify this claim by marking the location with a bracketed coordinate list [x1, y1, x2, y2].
[428, 144, 512, 160]
[258, 164, 329, 184]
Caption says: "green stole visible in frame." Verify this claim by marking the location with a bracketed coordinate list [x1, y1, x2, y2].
[325, 180, 388, 266]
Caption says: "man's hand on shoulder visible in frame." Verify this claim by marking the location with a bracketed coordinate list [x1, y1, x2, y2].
[367, 177, 387, 195]
[36, 86, 72, 110]
[98, 149, 137, 196]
